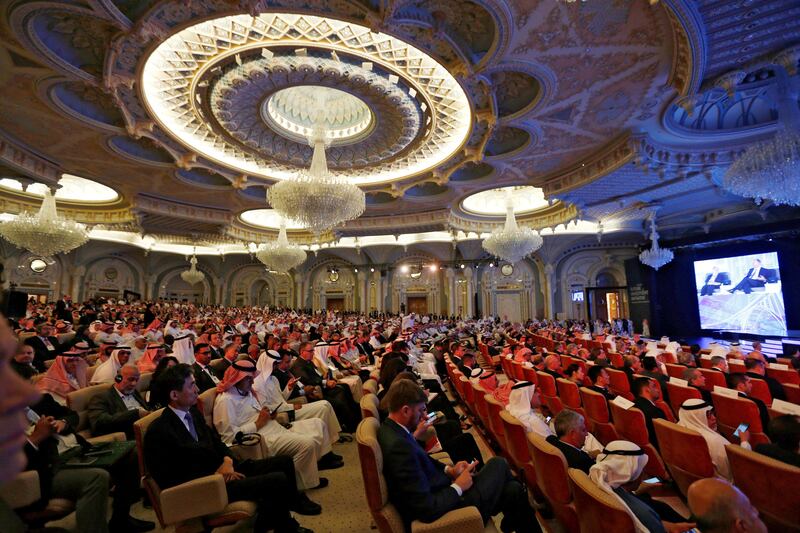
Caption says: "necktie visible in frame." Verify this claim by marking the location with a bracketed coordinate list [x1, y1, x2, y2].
[185, 412, 198, 441]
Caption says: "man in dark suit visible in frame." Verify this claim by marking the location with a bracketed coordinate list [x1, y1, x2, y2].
[632, 377, 667, 449]
[587, 365, 617, 402]
[745, 358, 786, 401]
[729, 258, 775, 294]
[87, 365, 150, 439]
[542, 354, 563, 380]
[143, 364, 316, 532]
[191, 342, 220, 393]
[292, 341, 360, 432]
[683, 368, 713, 404]
[640, 357, 670, 403]
[208, 332, 226, 360]
[730, 374, 770, 431]
[12, 343, 39, 380]
[377, 379, 539, 532]
[25, 322, 62, 372]
[754, 414, 800, 468]
[700, 266, 729, 296]
[546, 410, 595, 474]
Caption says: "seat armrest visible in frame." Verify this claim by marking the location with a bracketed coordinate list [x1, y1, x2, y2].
[0, 471, 41, 509]
[160, 474, 228, 525]
[86, 432, 127, 444]
[411, 506, 484, 532]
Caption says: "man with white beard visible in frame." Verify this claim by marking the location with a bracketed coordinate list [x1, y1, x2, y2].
[253, 350, 343, 450]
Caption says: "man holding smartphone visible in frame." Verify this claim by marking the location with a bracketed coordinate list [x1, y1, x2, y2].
[377, 379, 539, 532]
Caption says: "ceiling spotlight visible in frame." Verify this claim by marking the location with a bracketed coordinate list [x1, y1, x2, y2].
[400, 265, 409, 273]
[429, 264, 438, 272]
[354, 267, 358, 272]
[489, 262, 495, 268]
[370, 267, 375, 273]
[460, 264, 465, 269]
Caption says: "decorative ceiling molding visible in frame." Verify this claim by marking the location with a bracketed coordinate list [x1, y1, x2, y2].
[661, 0, 706, 96]
[0, 129, 62, 186]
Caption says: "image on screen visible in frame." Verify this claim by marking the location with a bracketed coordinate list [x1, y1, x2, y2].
[693, 252, 786, 335]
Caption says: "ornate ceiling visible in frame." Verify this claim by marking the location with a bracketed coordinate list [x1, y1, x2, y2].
[0, 0, 798, 256]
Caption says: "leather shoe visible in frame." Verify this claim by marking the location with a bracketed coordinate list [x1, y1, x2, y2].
[318, 457, 344, 470]
[325, 451, 343, 461]
[292, 493, 322, 515]
[296, 527, 314, 533]
[108, 516, 155, 532]
[310, 477, 329, 489]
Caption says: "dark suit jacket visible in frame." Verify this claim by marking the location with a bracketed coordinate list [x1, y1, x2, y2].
[291, 357, 325, 387]
[377, 418, 460, 524]
[737, 392, 770, 431]
[144, 407, 233, 489]
[87, 387, 148, 439]
[192, 363, 219, 393]
[754, 443, 800, 468]
[25, 336, 62, 372]
[11, 359, 39, 380]
[746, 372, 786, 402]
[588, 385, 616, 402]
[633, 397, 666, 448]
[209, 346, 225, 360]
[546, 435, 594, 474]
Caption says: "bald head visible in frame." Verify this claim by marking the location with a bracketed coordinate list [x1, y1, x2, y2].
[687, 478, 766, 533]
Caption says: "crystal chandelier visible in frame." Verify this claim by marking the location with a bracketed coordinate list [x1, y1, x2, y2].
[482, 192, 543, 263]
[256, 221, 307, 273]
[723, 65, 800, 206]
[639, 215, 673, 270]
[180, 254, 205, 285]
[268, 110, 365, 234]
[0, 188, 88, 257]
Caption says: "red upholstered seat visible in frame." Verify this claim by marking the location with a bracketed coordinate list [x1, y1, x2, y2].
[726, 444, 800, 532]
[471, 382, 491, 429]
[511, 361, 526, 382]
[556, 378, 586, 419]
[559, 355, 573, 370]
[608, 403, 670, 480]
[666, 382, 702, 415]
[784, 383, 800, 404]
[523, 366, 539, 385]
[527, 434, 579, 533]
[606, 368, 633, 400]
[610, 353, 624, 368]
[536, 371, 563, 415]
[698, 368, 726, 391]
[484, 394, 509, 455]
[654, 400, 676, 422]
[747, 378, 772, 406]
[665, 364, 686, 379]
[699, 358, 713, 369]
[711, 392, 770, 445]
[728, 361, 747, 374]
[767, 366, 800, 385]
[652, 419, 715, 498]
[498, 410, 542, 499]
[568, 469, 635, 533]
[458, 376, 474, 414]
[578, 387, 618, 445]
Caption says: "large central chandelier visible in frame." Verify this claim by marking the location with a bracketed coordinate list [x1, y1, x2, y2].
[723, 65, 800, 206]
[268, 110, 365, 234]
[256, 221, 307, 273]
[0, 189, 88, 257]
[180, 254, 205, 285]
[639, 215, 673, 270]
[482, 192, 543, 263]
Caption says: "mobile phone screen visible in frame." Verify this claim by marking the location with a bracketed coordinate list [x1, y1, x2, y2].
[643, 477, 661, 484]
[733, 423, 749, 437]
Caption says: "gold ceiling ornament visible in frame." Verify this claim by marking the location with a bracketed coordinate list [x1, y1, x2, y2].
[0, 189, 89, 258]
[140, 13, 471, 186]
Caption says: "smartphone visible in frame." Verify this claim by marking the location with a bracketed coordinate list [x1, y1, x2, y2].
[426, 411, 443, 423]
[545, 416, 552, 424]
[733, 423, 749, 437]
[643, 477, 661, 484]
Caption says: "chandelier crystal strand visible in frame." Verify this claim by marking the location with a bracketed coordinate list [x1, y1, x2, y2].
[181, 254, 205, 285]
[723, 65, 800, 206]
[482, 191, 543, 263]
[0, 188, 88, 257]
[268, 109, 365, 234]
[638, 216, 674, 270]
[256, 220, 307, 272]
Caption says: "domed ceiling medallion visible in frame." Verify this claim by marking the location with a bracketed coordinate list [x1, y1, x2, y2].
[139, 13, 472, 186]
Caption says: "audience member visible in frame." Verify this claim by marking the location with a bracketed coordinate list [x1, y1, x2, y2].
[87, 365, 150, 439]
[754, 414, 800, 467]
[687, 478, 766, 533]
[678, 399, 750, 480]
[632, 377, 666, 449]
[744, 358, 786, 401]
[587, 365, 617, 401]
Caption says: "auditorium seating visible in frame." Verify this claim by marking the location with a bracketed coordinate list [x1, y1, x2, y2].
[360, 393, 380, 419]
[654, 400, 676, 422]
[484, 394, 509, 456]
[363, 378, 378, 396]
[133, 409, 258, 532]
[608, 403, 670, 480]
[665, 364, 686, 379]
[605, 368, 633, 400]
[66, 383, 127, 442]
[556, 378, 586, 419]
[785, 383, 800, 404]
[697, 368, 726, 390]
[747, 378, 773, 406]
[498, 410, 541, 498]
[458, 376, 475, 415]
[568, 468, 635, 533]
[0, 470, 75, 528]
[711, 392, 770, 445]
[526, 434, 579, 533]
[197, 388, 270, 461]
[522, 365, 538, 385]
[355, 417, 485, 533]
[536, 371, 563, 415]
[665, 382, 702, 415]
[726, 444, 800, 532]
[767, 365, 800, 385]
[511, 361, 526, 382]
[578, 387, 618, 445]
[652, 419, 715, 498]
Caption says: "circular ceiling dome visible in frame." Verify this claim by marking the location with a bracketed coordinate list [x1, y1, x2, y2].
[461, 186, 549, 216]
[240, 209, 306, 229]
[0, 174, 119, 203]
[264, 86, 373, 145]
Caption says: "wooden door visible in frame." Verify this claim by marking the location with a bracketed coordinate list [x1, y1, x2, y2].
[407, 296, 428, 315]
[326, 297, 345, 311]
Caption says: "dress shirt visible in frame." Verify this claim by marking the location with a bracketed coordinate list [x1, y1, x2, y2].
[116, 387, 145, 410]
[168, 405, 195, 437]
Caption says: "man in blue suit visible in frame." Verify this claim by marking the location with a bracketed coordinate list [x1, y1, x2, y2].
[729, 258, 776, 294]
[377, 379, 539, 532]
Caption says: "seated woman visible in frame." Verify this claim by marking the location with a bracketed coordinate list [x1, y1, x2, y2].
[678, 398, 751, 480]
[35, 349, 88, 405]
[589, 441, 693, 533]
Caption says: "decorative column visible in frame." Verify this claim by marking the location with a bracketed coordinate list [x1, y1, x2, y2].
[464, 267, 475, 318]
[544, 263, 556, 319]
[445, 269, 456, 317]
[357, 271, 367, 313]
[70, 266, 86, 301]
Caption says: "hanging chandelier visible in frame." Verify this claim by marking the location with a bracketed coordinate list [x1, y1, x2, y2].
[180, 255, 205, 285]
[0, 188, 88, 257]
[723, 65, 800, 206]
[256, 221, 307, 273]
[639, 215, 673, 270]
[268, 110, 365, 234]
[482, 192, 543, 263]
